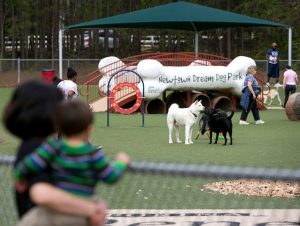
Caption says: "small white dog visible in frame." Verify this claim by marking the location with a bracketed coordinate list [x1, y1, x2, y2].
[263, 87, 282, 106]
[167, 100, 205, 144]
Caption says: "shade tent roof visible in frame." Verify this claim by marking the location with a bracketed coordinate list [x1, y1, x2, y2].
[65, 1, 288, 31]
[59, 1, 292, 79]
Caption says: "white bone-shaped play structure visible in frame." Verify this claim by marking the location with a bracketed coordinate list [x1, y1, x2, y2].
[136, 56, 256, 100]
[98, 56, 137, 94]
[94, 55, 259, 113]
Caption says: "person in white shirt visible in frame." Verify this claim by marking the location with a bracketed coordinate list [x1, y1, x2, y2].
[57, 68, 78, 100]
[283, 65, 298, 108]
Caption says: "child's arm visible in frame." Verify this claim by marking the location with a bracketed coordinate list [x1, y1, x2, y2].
[14, 141, 54, 183]
[93, 150, 130, 184]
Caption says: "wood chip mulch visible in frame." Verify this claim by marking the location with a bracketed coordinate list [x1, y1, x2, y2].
[204, 179, 300, 198]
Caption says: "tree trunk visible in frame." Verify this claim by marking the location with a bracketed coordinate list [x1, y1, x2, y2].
[11, 1, 16, 71]
[241, 27, 244, 56]
[93, 0, 99, 59]
[0, 0, 4, 71]
[34, 0, 39, 60]
[51, 0, 60, 61]
[226, 0, 231, 58]
[104, 0, 109, 56]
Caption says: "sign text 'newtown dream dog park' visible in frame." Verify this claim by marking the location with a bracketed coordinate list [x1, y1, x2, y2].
[136, 56, 256, 99]
[98, 56, 256, 100]
[158, 72, 243, 85]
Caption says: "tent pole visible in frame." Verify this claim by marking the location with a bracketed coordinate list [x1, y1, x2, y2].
[59, 29, 64, 79]
[195, 32, 199, 57]
[288, 27, 292, 66]
[191, 22, 198, 57]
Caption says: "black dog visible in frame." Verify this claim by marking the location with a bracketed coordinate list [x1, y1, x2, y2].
[195, 108, 234, 145]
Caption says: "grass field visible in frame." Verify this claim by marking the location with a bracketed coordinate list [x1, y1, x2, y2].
[0, 87, 299, 225]
[1, 87, 299, 168]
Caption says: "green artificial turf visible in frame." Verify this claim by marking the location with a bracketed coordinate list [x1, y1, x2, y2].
[90, 111, 299, 169]
[2, 87, 298, 169]
[0, 87, 299, 226]
[90, 110, 299, 209]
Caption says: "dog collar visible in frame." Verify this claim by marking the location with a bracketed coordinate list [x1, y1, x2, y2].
[189, 110, 198, 118]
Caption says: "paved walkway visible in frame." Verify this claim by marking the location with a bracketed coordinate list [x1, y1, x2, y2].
[107, 209, 300, 226]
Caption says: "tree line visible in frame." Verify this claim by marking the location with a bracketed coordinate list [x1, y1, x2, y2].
[0, 0, 299, 61]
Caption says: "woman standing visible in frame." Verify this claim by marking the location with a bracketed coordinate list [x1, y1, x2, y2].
[239, 65, 265, 125]
[57, 67, 78, 100]
[283, 65, 298, 108]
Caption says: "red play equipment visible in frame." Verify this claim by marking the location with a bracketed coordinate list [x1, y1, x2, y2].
[79, 52, 267, 114]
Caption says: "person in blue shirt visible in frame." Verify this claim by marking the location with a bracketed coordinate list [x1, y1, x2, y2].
[240, 65, 265, 125]
[266, 42, 282, 88]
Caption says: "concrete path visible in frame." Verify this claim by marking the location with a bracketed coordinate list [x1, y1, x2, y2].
[107, 209, 300, 226]
[90, 97, 107, 112]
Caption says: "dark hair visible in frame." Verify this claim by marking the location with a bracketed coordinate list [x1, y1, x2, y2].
[52, 76, 62, 86]
[67, 67, 77, 79]
[2, 80, 64, 139]
[286, 65, 292, 69]
[54, 100, 93, 136]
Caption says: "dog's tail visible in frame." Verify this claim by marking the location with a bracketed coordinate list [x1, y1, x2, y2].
[227, 110, 235, 119]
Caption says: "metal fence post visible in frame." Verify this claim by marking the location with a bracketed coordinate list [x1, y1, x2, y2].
[17, 58, 21, 84]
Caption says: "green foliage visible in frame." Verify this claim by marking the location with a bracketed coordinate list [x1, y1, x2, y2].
[1, 0, 299, 59]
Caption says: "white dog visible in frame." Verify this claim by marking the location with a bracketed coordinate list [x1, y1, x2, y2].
[263, 87, 282, 106]
[167, 100, 205, 145]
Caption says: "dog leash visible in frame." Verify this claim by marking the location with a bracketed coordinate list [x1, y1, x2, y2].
[247, 97, 257, 112]
[189, 110, 198, 118]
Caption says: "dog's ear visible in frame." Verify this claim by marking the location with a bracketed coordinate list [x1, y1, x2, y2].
[194, 100, 198, 104]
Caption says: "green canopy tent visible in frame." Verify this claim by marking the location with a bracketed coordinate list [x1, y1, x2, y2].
[59, 1, 291, 78]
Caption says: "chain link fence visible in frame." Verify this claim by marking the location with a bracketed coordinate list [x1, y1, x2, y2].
[0, 59, 100, 86]
[1, 156, 299, 226]
[0, 59, 300, 87]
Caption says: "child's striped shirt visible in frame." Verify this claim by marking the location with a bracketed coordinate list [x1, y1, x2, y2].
[15, 137, 127, 197]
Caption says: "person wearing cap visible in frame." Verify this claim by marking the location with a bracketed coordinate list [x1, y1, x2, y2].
[283, 65, 298, 108]
[57, 67, 78, 100]
[266, 42, 282, 88]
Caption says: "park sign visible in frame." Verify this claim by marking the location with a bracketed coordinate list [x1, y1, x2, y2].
[136, 56, 255, 100]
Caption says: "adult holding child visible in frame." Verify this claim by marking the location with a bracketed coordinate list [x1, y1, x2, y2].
[14, 100, 130, 226]
[3, 81, 107, 226]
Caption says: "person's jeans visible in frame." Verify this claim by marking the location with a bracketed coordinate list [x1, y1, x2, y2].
[284, 84, 296, 107]
[240, 97, 260, 121]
